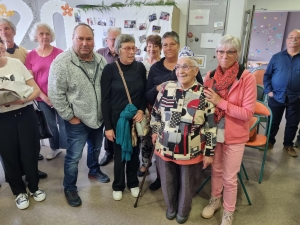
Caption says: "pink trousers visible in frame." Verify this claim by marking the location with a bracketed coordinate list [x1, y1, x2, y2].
[211, 142, 245, 212]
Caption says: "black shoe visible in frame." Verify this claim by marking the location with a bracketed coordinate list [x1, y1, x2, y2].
[64, 189, 82, 207]
[166, 210, 176, 220]
[88, 170, 110, 183]
[149, 177, 161, 191]
[99, 155, 113, 166]
[38, 170, 48, 179]
[176, 214, 188, 224]
[39, 154, 44, 160]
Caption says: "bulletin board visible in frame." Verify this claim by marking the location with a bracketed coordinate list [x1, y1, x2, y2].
[186, 0, 229, 75]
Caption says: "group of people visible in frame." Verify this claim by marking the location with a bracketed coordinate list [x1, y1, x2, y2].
[1, 15, 300, 225]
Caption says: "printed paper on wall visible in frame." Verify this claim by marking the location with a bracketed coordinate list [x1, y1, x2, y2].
[200, 33, 222, 49]
[189, 9, 210, 25]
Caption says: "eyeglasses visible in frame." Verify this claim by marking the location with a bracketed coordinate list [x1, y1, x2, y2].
[216, 50, 237, 56]
[175, 64, 197, 71]
[287, 36, 300, 40]
[106, 38, 116, 41]
[121, 47, 137, 53]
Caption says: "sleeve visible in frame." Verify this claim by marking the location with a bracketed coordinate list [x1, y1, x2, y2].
[24, 51, 33, 71]
[146, 66, 159, 105]
[139, 63, 147, 112]
[18, 60, 33, 81]
[203, 98, 217, 156]
[263, 56, 275, 94]
[196, 70, 203, 85]
[101, 64, 113, 130]
[48, 56, 74, 121]
[217, 72, 257, 122]
[150, 82, 168, 134]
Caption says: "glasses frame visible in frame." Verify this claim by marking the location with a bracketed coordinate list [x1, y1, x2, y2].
[175, 64, 197, 72]
[287, 36, 300, 40]
[121, 47, 138, 53]
[216, 50, 237, 57]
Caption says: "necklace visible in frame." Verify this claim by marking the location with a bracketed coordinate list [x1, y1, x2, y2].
[38, 46, 52, 57]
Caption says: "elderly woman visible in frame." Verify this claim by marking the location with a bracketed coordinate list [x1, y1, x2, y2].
[201, 35, 256, 225]
[101, 34, 147, 201]
[0, 38, 46, 209]
[151, 48, 217, 224]
[146, 31, 203, 190]
[25, 22, 67, 160]
[138, 34, 162, 177]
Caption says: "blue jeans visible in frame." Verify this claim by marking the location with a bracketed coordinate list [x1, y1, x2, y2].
[38, 101, 67, 149]
[268, 97, 300, 146]
[63, 121, 104, 191]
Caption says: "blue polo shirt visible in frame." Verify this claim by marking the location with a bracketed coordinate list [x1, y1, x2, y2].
[263, 50, 300, 103]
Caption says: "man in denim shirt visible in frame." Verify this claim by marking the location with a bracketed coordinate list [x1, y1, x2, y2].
[264, 29, 300, 157]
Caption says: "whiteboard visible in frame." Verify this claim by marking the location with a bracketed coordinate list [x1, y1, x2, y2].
[186, 0, 229, 75]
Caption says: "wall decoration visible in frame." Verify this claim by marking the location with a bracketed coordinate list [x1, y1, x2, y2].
[109, 17, 115, 26]
[149, 13, 157, 22]
[200, 33, 222, 48]
[124, 20, 136, 28]
[139, 23, 147, 30]
[160, 12, 170, 21]
[61, 3, 73, 16]
[187, 32, 193, 38]
[135, 56, 143, 62]
[194, 55, 207, 69]
[189, 9, 210, 25]
[97, 18, 107, 26]
[136, 49, 141, 55]
[74, 12, 81, 23]
[152, 25, 161, 33]
[0, 4, 14, 17]
[139, 34, 146, 43]
[0, 0, 34, 45]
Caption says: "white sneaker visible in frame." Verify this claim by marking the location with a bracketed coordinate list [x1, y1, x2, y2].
[30, 189, 46, 202]
[46, 149, 62, 160]
[113, 191, 122, 201]
[15, 193, 29, 209]
[130, 187, 140, 198]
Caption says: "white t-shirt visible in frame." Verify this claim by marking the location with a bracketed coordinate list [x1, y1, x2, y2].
[142, 60, 152, 79]
[0, 57, 33, 113]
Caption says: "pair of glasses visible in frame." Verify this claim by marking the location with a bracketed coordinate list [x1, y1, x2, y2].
[121, 47, 137, 53]
[175, 64, 197, 71]
[287, 36, 300, 40]
[216, 50, 237, 56]
[106, 38, 116, 41]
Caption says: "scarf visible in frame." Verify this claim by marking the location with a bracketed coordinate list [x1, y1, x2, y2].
[214, 62, 239, 123]
[116, 104, 137, 161]
[6, 43, 19, 54]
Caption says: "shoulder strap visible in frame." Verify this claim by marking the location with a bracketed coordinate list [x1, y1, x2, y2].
[209, 64, 245, 80]
[116, 61, 132, 104]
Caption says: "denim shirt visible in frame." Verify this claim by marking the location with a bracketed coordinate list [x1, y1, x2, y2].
[263, 50, 300, 103]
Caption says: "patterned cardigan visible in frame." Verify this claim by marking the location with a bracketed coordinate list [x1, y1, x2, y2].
[150, 81, 217, 161]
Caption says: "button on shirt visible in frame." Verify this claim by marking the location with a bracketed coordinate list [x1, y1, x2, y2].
[96, 47, 118, 64]
[264, 50, 300, 103]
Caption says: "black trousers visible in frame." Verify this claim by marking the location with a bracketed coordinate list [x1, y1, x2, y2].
[112, 140, 140, 191]
[104, 137, 114, 156]
[0, 105, 40, 195]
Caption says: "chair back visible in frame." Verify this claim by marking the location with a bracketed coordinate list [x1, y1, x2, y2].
[252, 69, 265, 86]
[256, 84, 265, 102]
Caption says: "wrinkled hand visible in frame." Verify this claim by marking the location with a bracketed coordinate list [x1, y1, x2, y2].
[69, 116, 81, 125]
[203, 156, 213, 169]
[268, 92, 273, 97]
[204, 88, 222, 106]
[42, 96, 53, 107]
[152, 134, 158, 145]
[105, 129, 115, 142]
[133, 110, 144, 123]
[156, 84, 162, 91]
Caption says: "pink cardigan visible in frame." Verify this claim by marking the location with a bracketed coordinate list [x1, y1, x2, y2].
[204, 69, 257, 144]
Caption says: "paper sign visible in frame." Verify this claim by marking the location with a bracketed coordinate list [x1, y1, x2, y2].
[200, 33, 222, 49]
[189, 9, 210, 25]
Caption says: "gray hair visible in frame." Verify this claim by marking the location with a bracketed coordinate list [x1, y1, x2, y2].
[179, 56, 199, 67]
[106, 27, 121, 38]
[289, 29, 300, 34]
[216, 35, 241, 60]
[162, 31, 180, 45]
[29, 22, 56, 42]
[0, 17, 16, 33]
[114, 34, 135, 54]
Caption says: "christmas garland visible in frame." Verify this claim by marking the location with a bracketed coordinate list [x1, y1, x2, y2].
[76, 0, 177, 12]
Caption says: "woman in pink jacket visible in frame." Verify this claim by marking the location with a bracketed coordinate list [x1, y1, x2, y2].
[201, 35, 256, 225]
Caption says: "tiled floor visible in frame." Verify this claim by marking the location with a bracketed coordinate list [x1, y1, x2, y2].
[1, 119, 300, 225]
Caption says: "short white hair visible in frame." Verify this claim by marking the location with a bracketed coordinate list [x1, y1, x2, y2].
[29, 22, 56, 42]
[106, 27, 121, 38]
[216, 35, 241, 60]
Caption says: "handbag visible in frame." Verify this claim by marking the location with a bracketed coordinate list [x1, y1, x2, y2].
[33, 101, 53, 140]
[115, 61, 149, 137]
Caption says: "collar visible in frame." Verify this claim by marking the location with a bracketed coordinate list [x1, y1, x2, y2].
[107, 47, 118, 57]
[6, 43, 19, 54]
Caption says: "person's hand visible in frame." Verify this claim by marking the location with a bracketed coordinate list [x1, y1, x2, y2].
[41, 95, 53, 107]
[105, 129, 115, 142]
[156, 84, 162, 91]
[268, 92, 274, 97]
[203, 156, 213, 169]
[204, 88, 222, 106]
[69, 116, 81, 125]
[133, 110, 144, 123]
[152, 133, 158, 145]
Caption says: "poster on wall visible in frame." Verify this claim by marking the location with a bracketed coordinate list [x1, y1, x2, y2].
[194, 55, 207, 69]
[189, 9, 210, 25]
[200, 33, 222, 49]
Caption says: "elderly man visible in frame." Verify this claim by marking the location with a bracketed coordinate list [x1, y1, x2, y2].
[96, 27, 121, 166]
[0, 17, 47, 179]
[264, 29, 300, 157]
[48, 24, 109, 207]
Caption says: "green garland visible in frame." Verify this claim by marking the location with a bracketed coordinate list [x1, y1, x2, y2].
[77, 0, 177, 13]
